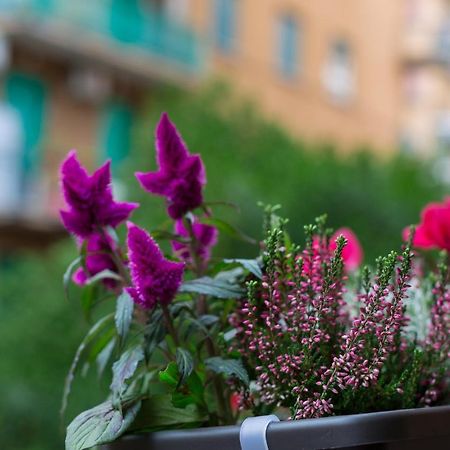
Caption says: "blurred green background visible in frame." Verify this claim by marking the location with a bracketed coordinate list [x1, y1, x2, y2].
[0, 85, 445, 450]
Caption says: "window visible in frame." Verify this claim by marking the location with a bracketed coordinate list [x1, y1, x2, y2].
[100, 100, 133, 170]
[322, 39, 355, 105]
[5, 72, 46, 175]
[277, 15, 300, 78]
[214, 0, 236, 52]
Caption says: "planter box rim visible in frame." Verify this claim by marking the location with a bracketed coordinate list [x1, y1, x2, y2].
[109, 404, 450, 450]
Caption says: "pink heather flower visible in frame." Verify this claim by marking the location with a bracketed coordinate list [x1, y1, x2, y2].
[126, 222, 185, 309]
[135, 113, 206, 219]
[403, 198, 450, 251]
[330, 228, 363, 272]
[60, 150, 138, 238]
[72, 233, 119, 289]
[172, 218, 218, 268]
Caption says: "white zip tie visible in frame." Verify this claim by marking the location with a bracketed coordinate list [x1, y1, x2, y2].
[239, 415, 280, 450]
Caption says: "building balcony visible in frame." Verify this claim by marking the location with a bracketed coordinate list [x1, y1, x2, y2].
[0, 0, 203, 86]
[403, 20, 450, 67]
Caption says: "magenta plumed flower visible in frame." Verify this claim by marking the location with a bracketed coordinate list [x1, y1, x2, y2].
[60, 150, 138, 238]
[126, 222, 185, 309]
[72, 233, 120, 289]
[172, 218, 218, 269]
[135, 113, 206, 219]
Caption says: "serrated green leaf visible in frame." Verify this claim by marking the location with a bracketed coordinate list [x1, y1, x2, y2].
[224, 258, 263, 279]
[65, 399, 141, 450]
[200, 217, 257, 245]
[205, 357, 249, 385]
[61, 314, 114, 420]
[176, 348, 194, 387]
[180, 277, 244, 299]
[111, 346, 144, 399]
[115, 290, 134, 343]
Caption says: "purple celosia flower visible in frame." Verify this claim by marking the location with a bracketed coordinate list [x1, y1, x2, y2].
[72, 233, 119, 289]
[172, 218, 218, 269]
[126, 222, 185, 309]
[135, 113, 206, 219]
[60, 150, 138, 238]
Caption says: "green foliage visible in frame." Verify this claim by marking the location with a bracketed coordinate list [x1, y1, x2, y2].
[125, 83, 444, 262]
[65, 398, 141, 450]
[205, 357, 249, 386]
[0, 243, 110, 450]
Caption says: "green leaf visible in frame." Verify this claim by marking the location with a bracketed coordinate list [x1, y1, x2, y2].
[200, 217, 257, 245]
[63, 256, 82, 300]
[96, 338, 116, 378]
[80, 283, 97, 321]
[224, 258, 263, 279]
[172, 371, 206, 409]
[86, 269, 122, 286]
[115, 290, 134, 343]
[144, 309, 166, 357]
[205, 357, 249, 385]
[159, 362, 179, 388]
[111, 346, 144, 399]
[61, 314, 114, 420]
[180, 277, 245, 299]
[65, 399, 141, 450]
[176, 348, 194, 387]
[128, 395, 206, 433]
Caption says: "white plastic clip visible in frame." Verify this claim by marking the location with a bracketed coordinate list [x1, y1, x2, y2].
[239, 415, 280, 450]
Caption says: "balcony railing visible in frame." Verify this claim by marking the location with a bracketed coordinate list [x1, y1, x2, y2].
[0, 0, 202, 73]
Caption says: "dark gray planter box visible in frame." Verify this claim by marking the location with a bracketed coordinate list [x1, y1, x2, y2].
[105, 405, 450, 450]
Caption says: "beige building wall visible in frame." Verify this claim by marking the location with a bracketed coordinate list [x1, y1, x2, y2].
[189, 0, 450, 156]
[190, 0, 405, 153]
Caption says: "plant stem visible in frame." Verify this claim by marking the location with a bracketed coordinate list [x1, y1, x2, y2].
[161, 303, 180, 347]
[181, 216, 233, 424]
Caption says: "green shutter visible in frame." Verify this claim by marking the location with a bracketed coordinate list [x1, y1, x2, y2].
[100, 101, 133, 169]
[5, 72, 47, 174]
[109, 0, 143, 43]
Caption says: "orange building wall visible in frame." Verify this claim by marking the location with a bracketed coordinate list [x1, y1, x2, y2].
[190, 0, 405, 153]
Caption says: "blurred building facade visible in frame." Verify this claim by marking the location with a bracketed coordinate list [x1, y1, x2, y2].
[0, 0, 201, 249]
[1, 0, 450, 249]
[188, 0, 450, 158]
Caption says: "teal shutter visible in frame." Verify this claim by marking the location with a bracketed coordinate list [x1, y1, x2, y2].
[33, 0, 55, 14]
[109, 0, 143, 44]
[100, 101, 134, 169]
[5, 72, 47, 174]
